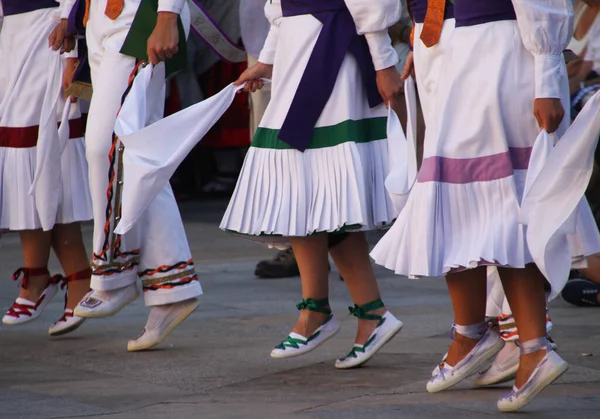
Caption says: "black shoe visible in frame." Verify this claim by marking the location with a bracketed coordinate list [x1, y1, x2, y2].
[255, 248, 300, 279]
[561, 279, 600, 307]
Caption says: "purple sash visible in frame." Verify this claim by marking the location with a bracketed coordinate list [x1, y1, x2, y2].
[408, 0, 455, 24]
[1, 0, 58, 16]
[278, 0, 382, 152]
[454, 0, 516, 27]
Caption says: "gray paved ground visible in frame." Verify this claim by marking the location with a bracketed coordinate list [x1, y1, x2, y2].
[1, 200, 599, 419]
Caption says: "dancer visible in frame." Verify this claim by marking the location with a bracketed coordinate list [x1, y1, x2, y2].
[220, 0, 404, 368]
[0, 0, 92, 336]
[53, 0, 203, 351]
[372, 0, 600, 412]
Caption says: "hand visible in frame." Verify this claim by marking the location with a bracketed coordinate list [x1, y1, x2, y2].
[147, 12, 179, 65]
[49, 19, 76, 54]
[401, 51, 415, 80]
[533, 98, 565, 134]
[376, 66, 403, 110]
[233, 62, 273, 92]
[62, 58, 78, 102]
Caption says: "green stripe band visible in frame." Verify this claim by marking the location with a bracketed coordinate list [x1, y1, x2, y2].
[252, 117, 387, 150]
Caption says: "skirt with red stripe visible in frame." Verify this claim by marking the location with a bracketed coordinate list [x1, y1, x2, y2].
[0, 8, 92, 231]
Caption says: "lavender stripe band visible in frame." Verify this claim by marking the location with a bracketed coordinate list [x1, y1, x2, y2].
[418, 147, 532, 184]
[188, 0, 246, 63]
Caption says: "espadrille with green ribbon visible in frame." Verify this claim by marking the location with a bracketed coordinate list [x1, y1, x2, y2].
[270, 298, 340, 359]
[335, 299, 403, 369]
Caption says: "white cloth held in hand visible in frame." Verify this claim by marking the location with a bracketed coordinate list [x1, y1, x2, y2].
[115, 64, 261, 235]
[29, 51, 72, 231]
[520, 90, 600, 300]
[384, 76, 418, 213]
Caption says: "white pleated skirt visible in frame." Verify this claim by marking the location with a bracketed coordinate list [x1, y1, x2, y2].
[220, 14, 397, 246]
[371, 20, 600, 281]
[0, 8, 92, 231]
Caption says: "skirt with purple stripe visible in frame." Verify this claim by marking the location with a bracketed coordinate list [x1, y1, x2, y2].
[371, 19, 600, 294]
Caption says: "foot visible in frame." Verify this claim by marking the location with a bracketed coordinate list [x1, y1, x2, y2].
[127, 298, 200, 352]
[3, 268, 59, 326]
[74, 284, 139, 318]
[427, 329, 504, 393]
[474, 340, 519, 386]
[561, 278, 600, 307]
[254, 248, 331, 279]
[49, 269, 91, 336]
[254, 248, 300, 278]
[335, 309, 403, 369]
[49, 309, 85, 336]
[271, 298, 340, 359]
[497, 338, 568, 412]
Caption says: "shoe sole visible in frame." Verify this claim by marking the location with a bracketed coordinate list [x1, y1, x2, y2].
[48, 318, 86, 337]
[270, 321, 341, 359]
[497, 362, 569, 412]
[74, 288, 139, 319]
[335, 320, 404, 369]
[474, 363, 518, 387]
[427, 338, 505, 393]
[127, 299, 200, 352]
[2, 285, 59, 326]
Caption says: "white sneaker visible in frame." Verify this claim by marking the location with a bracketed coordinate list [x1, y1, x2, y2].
[427, 329, 505, 393]
[127, 298, 200, 352]
[497, 350, 568, 412]
[474, 341, 520, 386]
[335, 311, 403, 369]
[74, 285, 139, 318]
[271, 315, 341, 359]
[3, 284, 59, 325]
[48, 309, 86, 336]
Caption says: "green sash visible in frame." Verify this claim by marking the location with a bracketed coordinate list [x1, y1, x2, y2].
[120, 0, 188, 75]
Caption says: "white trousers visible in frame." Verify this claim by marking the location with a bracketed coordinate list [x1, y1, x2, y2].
[85, 0, 202, 306]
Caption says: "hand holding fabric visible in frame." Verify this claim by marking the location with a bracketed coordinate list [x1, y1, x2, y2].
[147, 12, 179, 64]
[233, 62, 273, 92]
[401, 51, 415, 80]
[376, 66, 403, 111]
[534, 98, 565, 134]
[49, 19, 75, 54]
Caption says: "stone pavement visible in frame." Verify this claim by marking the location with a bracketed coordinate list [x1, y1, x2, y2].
[1, 201, 599, 419]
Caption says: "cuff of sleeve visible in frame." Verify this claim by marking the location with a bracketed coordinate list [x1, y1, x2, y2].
[60, 0, 75, 20]
[365, 31, 399, 71]
[534, 54, 565, 99]
[258, 27, 279, 65]
[158, 0, 184, 14]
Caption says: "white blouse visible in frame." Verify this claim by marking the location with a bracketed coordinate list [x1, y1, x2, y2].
[259, 0, 401, 71]
[512, 0, 575, 99]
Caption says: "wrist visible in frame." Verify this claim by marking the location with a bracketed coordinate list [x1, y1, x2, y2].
[157, 11, 178, 22]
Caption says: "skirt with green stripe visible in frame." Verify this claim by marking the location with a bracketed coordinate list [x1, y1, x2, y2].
[219, 14, 397, 246]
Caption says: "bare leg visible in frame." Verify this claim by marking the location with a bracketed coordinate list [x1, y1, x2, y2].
[328, 232, 386, 343]
[498, 264, 547, 388]
[51, 223, 91, 309]
[444, 267, 487, 366]
[18, 230, 52, 300]
[289, 234, 330, 336]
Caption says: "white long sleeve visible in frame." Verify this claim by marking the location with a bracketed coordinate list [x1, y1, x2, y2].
[512, 0, 574, 99]
[258, 0, 283, 65]
[345, 0, 402, 70]
[158, 0, 186, 14]
[59, 0, 76, 19]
